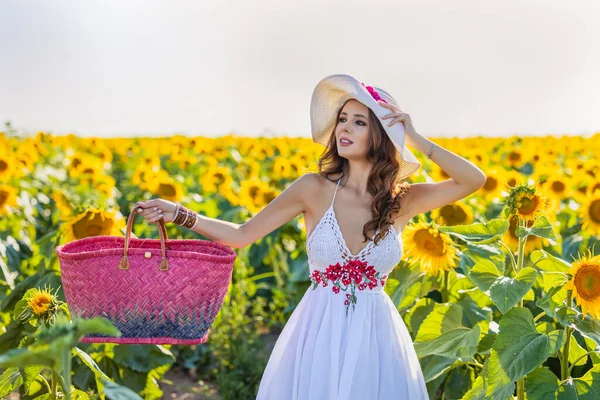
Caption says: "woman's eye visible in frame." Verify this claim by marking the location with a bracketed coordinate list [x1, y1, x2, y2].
[339, 118, 365, 126]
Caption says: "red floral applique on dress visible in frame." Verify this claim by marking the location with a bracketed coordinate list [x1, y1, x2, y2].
[310, 260, 388, 316]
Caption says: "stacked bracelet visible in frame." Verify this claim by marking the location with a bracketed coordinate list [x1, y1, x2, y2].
[173, 203, 198, 229]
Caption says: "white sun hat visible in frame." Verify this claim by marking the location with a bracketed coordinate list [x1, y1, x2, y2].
[310, 73, 422, 181]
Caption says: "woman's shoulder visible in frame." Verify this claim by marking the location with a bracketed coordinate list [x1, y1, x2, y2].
[300, 172, 341, 189]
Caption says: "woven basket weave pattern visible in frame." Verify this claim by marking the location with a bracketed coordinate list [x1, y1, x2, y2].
[56, 220, 237, 345]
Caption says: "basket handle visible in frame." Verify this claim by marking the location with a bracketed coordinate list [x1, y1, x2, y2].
[118, 207, 170, 272]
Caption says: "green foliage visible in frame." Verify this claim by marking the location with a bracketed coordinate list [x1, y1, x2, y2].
[201, 246, 292, 400]
[2, 134, 600, 399]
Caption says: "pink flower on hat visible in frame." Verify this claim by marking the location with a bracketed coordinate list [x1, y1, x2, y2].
[361, 82, 387, 104]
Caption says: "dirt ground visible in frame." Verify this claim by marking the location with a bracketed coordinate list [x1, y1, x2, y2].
[159, 365, 222, 400]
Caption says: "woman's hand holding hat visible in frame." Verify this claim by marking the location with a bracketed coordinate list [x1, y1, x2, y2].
[378, 100, 418, 148]
[134, 199, 177, 224]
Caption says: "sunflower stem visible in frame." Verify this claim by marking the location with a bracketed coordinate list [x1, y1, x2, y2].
[517, 378, 525, 399]
[516, 219, 527, 273]
[51, 370, 58, 399]
[533, 311, 547, 323]
[498, 240, 518, 275]
[442, 270, 449, 303]
[515, 218, 528, 400]
[561, 291, 574, 380]
[40, 372, 52, 395]
[568, 350, 599, 376]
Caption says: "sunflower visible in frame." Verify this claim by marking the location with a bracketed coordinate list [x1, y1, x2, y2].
[570, 176, 592, 198]
[203, 139, 233, 160]
[272, 156, 294, 179]
[61, 207, 126, 243]
[151, 177, 184, 202]
[70, 157, 104, 180]
[50, 189, 73, 216]
[504, 148, 525, 169]
[502, 181, 550, 222]
[478, 167, 506, 200]
[402, 220, 460, 277]
[543, 177, 572, 200]
[95, 175, 117, 199]
[565, 157, 589, 177]
[200, 166, 234, 193]
[431, 202, 473, 226]
[14, 149, 35, 176]
[28, 289, 54, 316]
[132, 166, 162, 190]
[588, 182, 600, 197]
[501, 214, 546, 255]
[275, 137, 294, 156]
[466, 146, 489, 169]
[578, 188, 600, 236]
[287, 154, 308, 177]
[262, 185, 279, 205]
[0, 152, 15, 182]
[239, 138, 274, 161]
[565, 248, 600, 320]
[235, 159, 262, 180]
[502, 169, 525, 191]
[238, 178, 275, 214]
[15, 284, 65, 326]
[0, 184, 18, 216]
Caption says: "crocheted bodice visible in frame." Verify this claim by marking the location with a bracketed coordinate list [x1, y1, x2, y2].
[306, 178, 403, 278]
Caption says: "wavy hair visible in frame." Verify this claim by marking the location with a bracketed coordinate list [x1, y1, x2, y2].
[316, 98, 412, 246]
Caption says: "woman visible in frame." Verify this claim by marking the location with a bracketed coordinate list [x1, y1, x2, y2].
[134, 74, 487, 399]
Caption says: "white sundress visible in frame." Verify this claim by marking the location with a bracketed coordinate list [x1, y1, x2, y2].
[256, 178, 429, 400]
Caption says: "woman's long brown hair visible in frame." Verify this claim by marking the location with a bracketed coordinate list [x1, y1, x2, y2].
[316, 98, 412, 246]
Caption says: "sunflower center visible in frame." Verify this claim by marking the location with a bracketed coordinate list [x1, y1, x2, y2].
[551, 181, 565, 193]
[518, 195, 539, 216]
[158, 183, 176, 197]
[483, 177, 497, 191]
[263, 191, 276, 204]
[214, 173, 225, 184]
[72, 211, 113, 239]
[0, 160, 8, 172]
[508, 151, 522, 162]
[249, 186, 260, 200]
[29, 294, 52, 315]
[440, 204, 467, 225]
[0, 190, 8, 207]
[574, 265, 600, 301]
[589, 199, 600, 224]
[414, 229, 445, 256]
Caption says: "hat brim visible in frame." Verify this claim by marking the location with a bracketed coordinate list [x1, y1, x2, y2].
[310, 73, 421, 180]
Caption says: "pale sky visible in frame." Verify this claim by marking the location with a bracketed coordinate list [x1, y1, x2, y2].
[1, 0, 599, 139]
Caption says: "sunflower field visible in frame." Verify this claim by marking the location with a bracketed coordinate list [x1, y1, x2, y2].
[1, 123, 600, 400]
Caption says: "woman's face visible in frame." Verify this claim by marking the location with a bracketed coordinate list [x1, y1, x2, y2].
[335, 99, 371, 159]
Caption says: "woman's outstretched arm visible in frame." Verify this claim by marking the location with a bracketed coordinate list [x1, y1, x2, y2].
[190, 173, 318, 248]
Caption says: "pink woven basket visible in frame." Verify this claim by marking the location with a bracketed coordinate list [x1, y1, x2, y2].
[55, 209, 237, 345]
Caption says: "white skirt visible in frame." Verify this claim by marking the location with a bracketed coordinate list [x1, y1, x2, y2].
[256, 285, 429, 400]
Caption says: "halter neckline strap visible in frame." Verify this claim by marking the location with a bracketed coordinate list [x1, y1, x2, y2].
[330, 178, 341, 206]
